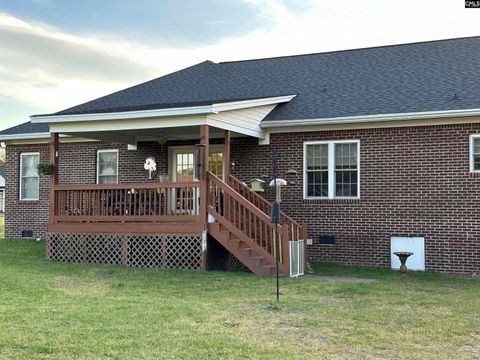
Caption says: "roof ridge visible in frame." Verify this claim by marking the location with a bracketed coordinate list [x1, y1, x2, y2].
[217, 35, 480, 64]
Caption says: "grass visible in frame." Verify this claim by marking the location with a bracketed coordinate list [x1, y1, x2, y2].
[0, 215, 4, 239]
[0, 239, 479, 359]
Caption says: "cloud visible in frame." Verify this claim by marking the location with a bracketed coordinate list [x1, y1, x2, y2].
[0, 0, 479, 130]
[0, 12, 161, 112]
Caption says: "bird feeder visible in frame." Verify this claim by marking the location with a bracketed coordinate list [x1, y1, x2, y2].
[269, 178, 287, 201]
[250, 178, 266, 192]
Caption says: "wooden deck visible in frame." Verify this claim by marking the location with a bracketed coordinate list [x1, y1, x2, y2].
[48, 181, 202, 233]
[46, 128, 307, 275]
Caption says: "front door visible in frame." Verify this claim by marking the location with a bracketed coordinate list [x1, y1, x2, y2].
[170, 146, 224, 215]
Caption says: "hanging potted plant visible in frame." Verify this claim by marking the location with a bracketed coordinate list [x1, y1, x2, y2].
[37, 162, 56, 176]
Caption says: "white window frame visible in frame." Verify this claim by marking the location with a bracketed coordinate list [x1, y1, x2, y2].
[19, 152, 40, 201]
[303, 140, 360, 199]
[96, 149, 119, 184]
[470, 134, 480, 173]
[169, 145, 225, 181]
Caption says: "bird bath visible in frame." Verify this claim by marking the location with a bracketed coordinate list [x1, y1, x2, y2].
[393, 252, 413, 274]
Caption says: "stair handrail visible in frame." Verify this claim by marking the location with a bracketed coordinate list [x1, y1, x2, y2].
[227, 174, 308, 274]
[207, 171, 285, 268]
[227, 174, 306, 240]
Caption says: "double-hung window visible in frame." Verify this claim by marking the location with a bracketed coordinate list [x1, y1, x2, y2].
[304, 140, 360, 199]
[20, 152, 40, 200]
[470, 135, 480, 173]
[97, 149, 119, 184]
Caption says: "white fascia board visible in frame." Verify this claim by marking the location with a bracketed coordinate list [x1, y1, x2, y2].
[0, 133, 97, 143]
[31, 105, 215, 124]
[49, 116, 207, 133]
[31, 94, 297, 124]
[0, 132, 50, 141]
[211, 94, 296, 112]
[260, 108, 480, 128]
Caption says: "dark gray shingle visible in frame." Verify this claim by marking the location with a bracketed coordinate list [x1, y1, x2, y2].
[0, 121, 49, 136]
[36, 36, 480, 122]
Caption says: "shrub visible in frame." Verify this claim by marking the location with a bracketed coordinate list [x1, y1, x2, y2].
[37, 163, 56, 176]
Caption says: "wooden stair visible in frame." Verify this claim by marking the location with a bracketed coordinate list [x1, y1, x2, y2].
[206, 172, 307, 276]
[208, 222, 281, 276]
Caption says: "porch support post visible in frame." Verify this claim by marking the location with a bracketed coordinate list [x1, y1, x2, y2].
[199, 125, 209, 271]
[49, 132, 59, 225]
[224, 130, 231, 180]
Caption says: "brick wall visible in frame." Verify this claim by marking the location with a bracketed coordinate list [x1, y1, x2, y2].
[231, 123, 480, 274]
[5, 123, 480, 274]
[5, 143, 50, 239]
[5, 141, 169, 239]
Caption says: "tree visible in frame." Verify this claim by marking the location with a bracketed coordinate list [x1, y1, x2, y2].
[0, 147, 5, 167]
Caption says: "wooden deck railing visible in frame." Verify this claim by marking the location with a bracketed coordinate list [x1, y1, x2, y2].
[53, 182, 200, 224]
[227, 175, 307, 242]
[207, 172, 281, 265]
[227, 174, 307, 272]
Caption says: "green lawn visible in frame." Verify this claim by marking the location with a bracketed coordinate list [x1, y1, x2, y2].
[0, 239, 478, 359]
[0, 215, 4, 239]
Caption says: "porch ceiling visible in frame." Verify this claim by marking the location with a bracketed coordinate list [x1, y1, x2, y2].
[61, 125, 237, 144]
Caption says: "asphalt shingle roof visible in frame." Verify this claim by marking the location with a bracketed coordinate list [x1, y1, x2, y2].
[3, 36, 480, 136]
[0, 121, 49, 135]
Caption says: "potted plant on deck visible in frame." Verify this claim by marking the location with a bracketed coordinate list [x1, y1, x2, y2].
[37, 163, 56, 176]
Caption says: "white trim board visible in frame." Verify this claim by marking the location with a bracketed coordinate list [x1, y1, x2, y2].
[303, 140, 360, 200]
[257, 114, 480, 144]
[0, 133, 50, 141]
[470, 134, 480, 173]
[260, 108, 480, 129]
[30, 95, 296, 124]
[19, 152, 40, 201]
[96, 149, 119, 184]
[47, 103, 278, 141]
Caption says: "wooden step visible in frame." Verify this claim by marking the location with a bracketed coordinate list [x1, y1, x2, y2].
[207, 210, 285, 277]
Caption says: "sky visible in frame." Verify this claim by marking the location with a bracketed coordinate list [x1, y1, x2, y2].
[0, 0, 479, 131]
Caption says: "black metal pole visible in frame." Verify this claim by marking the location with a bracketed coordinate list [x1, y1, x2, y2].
[272, 149, 280, 301]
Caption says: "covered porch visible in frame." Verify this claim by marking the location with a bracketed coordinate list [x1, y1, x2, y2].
[33, 95, 306, 276]
[48, 125, 229, 235]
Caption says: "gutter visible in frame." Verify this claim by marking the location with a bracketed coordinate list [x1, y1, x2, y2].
[31, 94, 296, 124]
[260, 108, 480, 128]
[0, 132, 51, 141]
[0, 133, 73, 141]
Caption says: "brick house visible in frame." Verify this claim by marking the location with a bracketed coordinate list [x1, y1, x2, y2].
[1, 36, 479, 275]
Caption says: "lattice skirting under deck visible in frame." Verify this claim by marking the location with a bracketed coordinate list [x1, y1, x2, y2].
[46, 232, 202, 269]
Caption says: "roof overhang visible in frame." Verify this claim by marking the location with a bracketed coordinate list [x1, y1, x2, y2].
[31, 95, 296, 124]
[260, 108, 480, 128]
[0, 132, 50, 141]
[22, 94, 297, 142]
